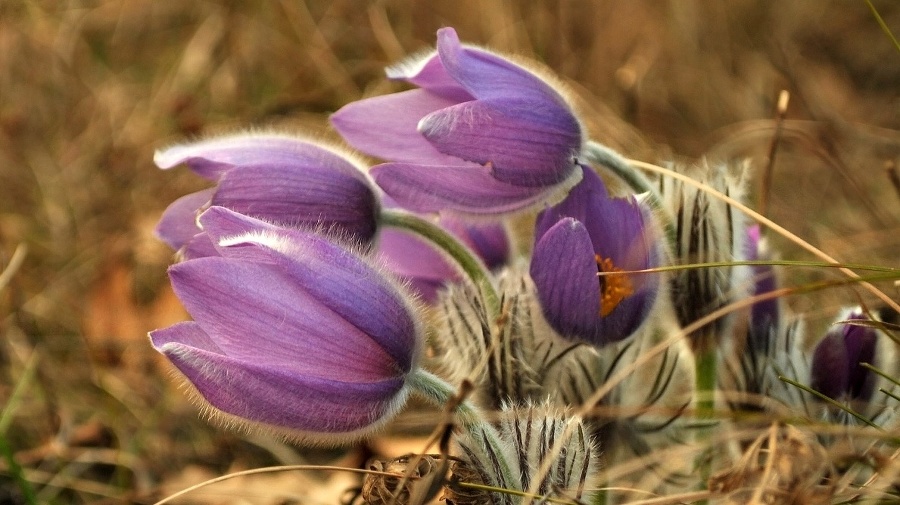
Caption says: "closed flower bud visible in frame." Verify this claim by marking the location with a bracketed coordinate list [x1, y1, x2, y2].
[154, 133, 381, 256]
[149, 206, 423, 444]
[456, 402, 598, 504]
[810, 310, 878, 404]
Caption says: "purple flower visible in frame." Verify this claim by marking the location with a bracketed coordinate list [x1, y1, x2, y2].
[745, 225, 780, 332]
[154, 133, 381, 254]
[529, 167, 661, 346]
[810, 311, 877, 403]
[149, 206, 422, 442]
[376, 202, 510, 302]
[331, 27, 583, 215]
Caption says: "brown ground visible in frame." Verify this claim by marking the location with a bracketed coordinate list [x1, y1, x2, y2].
[0, 1, 897, 503]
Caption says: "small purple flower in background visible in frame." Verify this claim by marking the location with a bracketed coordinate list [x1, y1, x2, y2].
[154, 133, 381, 255]
[530, 167, 661, 347]
[331, 27, 583, 215]
[810, 310, 878, 403]
[745, 225, 780, 336]
[377, 198, 510, 302]
[149, 206, 422, 442]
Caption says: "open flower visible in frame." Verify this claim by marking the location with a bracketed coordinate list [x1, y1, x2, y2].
[149, 206, 422, 443]
[331, 27, 583, 215]
[530, 167, 661, 346]
[154, 133, 381, 254]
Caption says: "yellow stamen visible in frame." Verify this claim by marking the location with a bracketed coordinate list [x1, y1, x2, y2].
[595, 255, 634, 317]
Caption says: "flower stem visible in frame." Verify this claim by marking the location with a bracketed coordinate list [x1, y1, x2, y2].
[693, 341, 717, 502]
[408, 368, 517, 488]
[380, 209, 500, 314]
[407, 368, 481, 427]
[694, 345, 717, 420]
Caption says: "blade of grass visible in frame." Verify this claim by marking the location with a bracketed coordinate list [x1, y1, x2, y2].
[0, 350, 41, 505]
[778, 376, 883, 431]
[865, 0, 900, 53]
[0, 243, 27, 293]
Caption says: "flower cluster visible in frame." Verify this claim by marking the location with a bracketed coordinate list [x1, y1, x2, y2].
[150, 27, 898, 503]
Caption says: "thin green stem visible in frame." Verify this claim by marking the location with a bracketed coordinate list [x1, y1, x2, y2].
[407, 369, 517, 490]
[608, 259, 900, 276]
[0, 351, 40, 505]
[584, 141, 658, 200]
[380, 209, 500, 315]
[406, 368, 481, 428]
[865, 0, 900, 53]
[692, 341, 717, 496]
[778, 376, 883, 430]
[694, 347, 717, 421]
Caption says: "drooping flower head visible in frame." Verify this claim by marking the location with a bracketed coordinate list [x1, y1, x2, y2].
[332, 27, 583, 215]
[530, 166, 661, 347]
[149, 206, 422, 443]
[154, 133, 381, 256]
[810, 310, 878, 404]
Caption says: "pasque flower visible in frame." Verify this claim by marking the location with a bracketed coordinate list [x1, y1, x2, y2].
[530, 167, 661, 346]
[331, 27, 583, 215]
[149, 206, 422, 442]
[745, 225, 780, 342]
[810, 310, 878, 403]
[154, 133, 380, 254]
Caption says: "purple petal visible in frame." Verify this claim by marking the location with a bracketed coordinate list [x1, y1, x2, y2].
[185, 207, 277, 260]
[169, 257, 402, 381]
[530, 218, 601, 340]
[372, 162, 561, 214]
[811, 331, 850, 400]
[535, 165, 608, 237]
[385, 49, 472, 100]
[155, 135, 320, 180]
[842, 314, 877, 400]
[745, 225, 780, 333]
[595, 276, 657, 344]
[155, 189, 214, 250]
[212, 163, 380, 241]
[538, 168, 657, 287]
[419, 98, 580, 186]
[208, 230, 421, 372]
[181, 232, 220, 260]
[435, 28, 571, 107]
[439, 217, 509, 271]
[198, 206, 280, 241]
[153, 329, 406, 434]
[150, 321, 222, 353]
[377, 228, 459, 302]
[532, 168, 660, 345]
[154, 134, 369, 182]
[331, 89, 463, 164]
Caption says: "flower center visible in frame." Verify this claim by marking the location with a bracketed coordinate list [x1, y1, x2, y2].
[595, 255, 634, 317]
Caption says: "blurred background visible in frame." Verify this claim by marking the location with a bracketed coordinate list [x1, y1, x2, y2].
[0, 1, 897, 503]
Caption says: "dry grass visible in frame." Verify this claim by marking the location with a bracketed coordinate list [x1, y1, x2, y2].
[0, 0, 897, 503]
